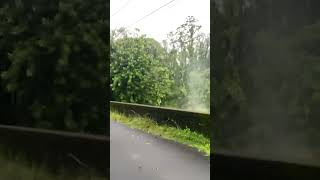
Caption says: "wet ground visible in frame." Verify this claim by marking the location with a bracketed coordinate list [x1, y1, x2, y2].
[110, 121, 210, 180]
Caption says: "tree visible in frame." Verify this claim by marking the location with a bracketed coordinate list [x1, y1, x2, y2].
[111, 34, 173, 106]
[164, 16, 210, 111]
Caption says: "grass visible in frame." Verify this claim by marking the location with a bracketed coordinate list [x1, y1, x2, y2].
[111, 110, 210, 156]
[0, 147, 106, 180]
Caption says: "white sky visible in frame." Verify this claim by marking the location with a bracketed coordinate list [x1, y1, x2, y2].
[110, 0, 210, 42]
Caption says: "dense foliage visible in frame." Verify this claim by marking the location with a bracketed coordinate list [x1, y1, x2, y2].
[213, 0, 320, 152]
[0, 0, 108, 134]
[111, 33, 172, 106]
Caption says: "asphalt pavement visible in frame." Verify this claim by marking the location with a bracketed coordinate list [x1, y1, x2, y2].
[110, 121, 210, 180]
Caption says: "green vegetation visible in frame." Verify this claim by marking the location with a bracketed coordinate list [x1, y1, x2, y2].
[110, 16, 210, 113]
[110, 34, 173, 106]
[111, 110, 210, 156]
[0, 0, 107, 133]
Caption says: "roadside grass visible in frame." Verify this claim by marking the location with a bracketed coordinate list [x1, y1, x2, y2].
[110, 110, 210, 156]
[0, 147, 106, 180]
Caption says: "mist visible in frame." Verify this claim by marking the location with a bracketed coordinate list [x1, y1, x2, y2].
[186, 69, 210, 113]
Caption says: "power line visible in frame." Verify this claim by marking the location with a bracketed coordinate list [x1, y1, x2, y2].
[111, 0, 131, 17]
[125, 0, 177, 29]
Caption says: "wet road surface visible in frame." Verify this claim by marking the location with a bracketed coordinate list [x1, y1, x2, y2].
[110, 121, 210, 180]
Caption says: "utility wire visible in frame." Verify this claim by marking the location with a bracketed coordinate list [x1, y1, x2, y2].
[111, 0, 131, 17]
[125, 0, 177, 29]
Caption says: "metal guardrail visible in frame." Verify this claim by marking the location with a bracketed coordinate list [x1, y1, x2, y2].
[110, 101, 211, 137]
[0, 125, 108, 176]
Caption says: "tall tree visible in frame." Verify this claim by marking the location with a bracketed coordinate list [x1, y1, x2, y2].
[165, 16, 210, 110]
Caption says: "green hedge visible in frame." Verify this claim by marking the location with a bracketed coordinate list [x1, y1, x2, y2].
[0, 0, 108, 134]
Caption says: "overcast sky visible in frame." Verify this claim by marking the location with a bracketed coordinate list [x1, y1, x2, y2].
[110, 0, 210, 42]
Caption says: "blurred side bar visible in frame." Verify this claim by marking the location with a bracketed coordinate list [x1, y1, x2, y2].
[213, 151, 320, 179]
[0, 125, 109, 177]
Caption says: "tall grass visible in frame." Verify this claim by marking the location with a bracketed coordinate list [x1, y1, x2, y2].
[111, 110, 210, 155]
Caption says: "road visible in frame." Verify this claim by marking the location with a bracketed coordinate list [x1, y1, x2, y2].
[110, 121, 210, 180]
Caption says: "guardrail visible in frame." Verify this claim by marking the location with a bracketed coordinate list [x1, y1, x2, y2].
[110, 101, 211, 137]
[0, 125, 108, 177]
